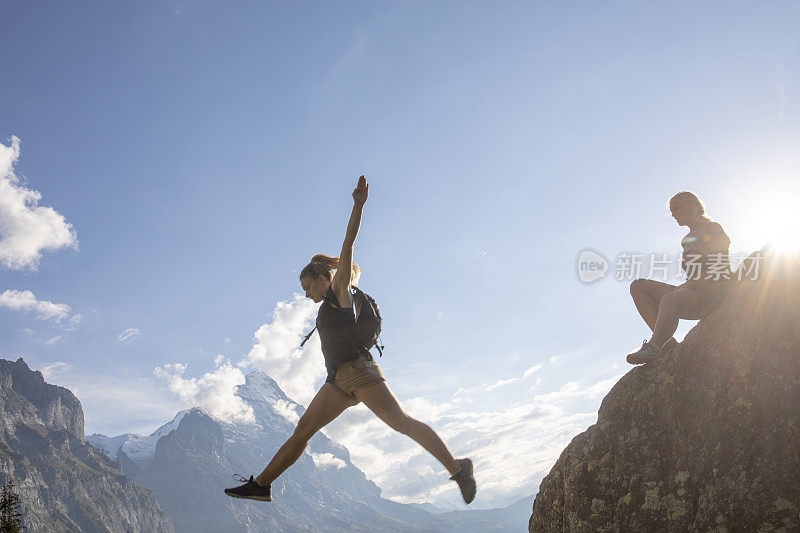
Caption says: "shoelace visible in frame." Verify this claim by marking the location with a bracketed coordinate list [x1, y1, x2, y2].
[232, 474, 252, 484]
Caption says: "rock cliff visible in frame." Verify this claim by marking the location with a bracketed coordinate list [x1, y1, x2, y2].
[0, 358, 174, 532]
[530, 249, 800, 532]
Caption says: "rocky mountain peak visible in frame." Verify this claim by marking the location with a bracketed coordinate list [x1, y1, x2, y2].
[0, 356, 174, 532]
[529, 249, 800, 531]
[0, 357, 84, 440]
[236, 369, 287, 403]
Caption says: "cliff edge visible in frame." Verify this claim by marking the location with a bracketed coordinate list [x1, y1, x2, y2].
[530, 249, 800, 532]
[0, 358, 174, 533]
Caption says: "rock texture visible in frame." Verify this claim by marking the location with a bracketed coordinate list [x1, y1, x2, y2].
[530, 250, 800, 532]
[0, 358, 174, 532]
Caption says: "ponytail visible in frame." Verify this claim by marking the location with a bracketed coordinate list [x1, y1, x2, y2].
[299, 253, 362, 285]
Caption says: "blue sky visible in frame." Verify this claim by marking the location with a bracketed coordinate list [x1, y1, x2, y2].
[2, 1, 800, 509]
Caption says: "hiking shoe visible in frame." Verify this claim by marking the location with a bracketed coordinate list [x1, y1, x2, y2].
[662, 337, 680, 354]
[224, 475, 272, 502]
[450, 458, 476, 504]
[626, 341, 664, 365]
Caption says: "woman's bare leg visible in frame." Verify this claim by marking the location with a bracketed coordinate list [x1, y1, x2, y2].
[255, 383, 357, 486]
[630, 279, 677, 332]
[650, 288, 704, 347]
[353, 382, 461, 476]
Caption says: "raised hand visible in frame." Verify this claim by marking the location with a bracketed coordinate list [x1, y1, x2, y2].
[352, 175, 369, 206]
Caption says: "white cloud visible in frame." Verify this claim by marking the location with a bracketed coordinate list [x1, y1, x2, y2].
[0, 289, 79, 326]
[523, 364, 542, 378]
[151, 293, 321, 431]
[243, 293, 324, 406]
[44, 336, 62, 345]
[67, 314, 81, 329]
[148, 293, 626, 509]
[39, 361, 72, 380]
[153, 360, 255, 425]
[117, 328, 141, 343]
[308, 452, 346, 469]
[0, 136, 78, 270]
[322, 372, 625, 509]
[42, 370, 186, 436]
[273, 399, 300, 425]
[32, 361, 186, 436]
[485, 377, 519, 391]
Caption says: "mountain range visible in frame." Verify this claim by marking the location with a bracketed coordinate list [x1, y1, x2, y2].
[85, 369, 532, 531]
[0, 357, 173, 532]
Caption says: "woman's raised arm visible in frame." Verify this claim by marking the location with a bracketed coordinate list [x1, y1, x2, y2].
[331, 175, 368, 302]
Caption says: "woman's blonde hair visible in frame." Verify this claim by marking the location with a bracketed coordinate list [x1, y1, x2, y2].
[669, 191, 709, 219]
[299, 254, 362, 285]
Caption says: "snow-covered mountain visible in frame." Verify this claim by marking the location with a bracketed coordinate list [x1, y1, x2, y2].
[88, 409, 189, 469]
[88, 370, 531, 532]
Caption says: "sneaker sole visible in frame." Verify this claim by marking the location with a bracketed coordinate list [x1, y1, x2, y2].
[627, 354, 662, 365]
[224, 490, 272, 502]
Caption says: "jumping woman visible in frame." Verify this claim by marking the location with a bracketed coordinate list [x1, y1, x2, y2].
[224, 175, 476, 504]
[627, 191, 733, 364]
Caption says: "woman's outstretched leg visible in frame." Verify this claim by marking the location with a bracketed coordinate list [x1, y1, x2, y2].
[353, 382, 461, 476]
[255, 383, 357, 486]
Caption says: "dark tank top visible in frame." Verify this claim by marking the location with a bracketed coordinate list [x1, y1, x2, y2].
[316, 286, 373, 380]
[680, 221, 732, 281]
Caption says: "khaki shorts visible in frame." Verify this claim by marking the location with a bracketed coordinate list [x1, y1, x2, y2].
[331, 357, 386, 400]
[679, 279, 732, 318]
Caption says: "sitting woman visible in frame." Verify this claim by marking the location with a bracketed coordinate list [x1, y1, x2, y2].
[627, 191, 733, 364]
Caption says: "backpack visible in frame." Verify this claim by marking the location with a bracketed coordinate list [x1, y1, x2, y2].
[300, 286, 384, 356]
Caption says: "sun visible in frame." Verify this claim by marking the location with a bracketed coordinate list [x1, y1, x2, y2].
[733, 190, 800, 256]
[758, 206, 800, 254]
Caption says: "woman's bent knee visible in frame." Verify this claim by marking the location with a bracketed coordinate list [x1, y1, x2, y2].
[630, 278, 644, 297]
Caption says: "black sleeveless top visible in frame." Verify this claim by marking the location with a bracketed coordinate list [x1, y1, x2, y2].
[317, 286, 373, 380]
[680, 220, 732, 281]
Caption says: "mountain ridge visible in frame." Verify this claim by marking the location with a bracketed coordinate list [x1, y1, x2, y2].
[88, 366, 532, 531]
[0, 357, 174, 532]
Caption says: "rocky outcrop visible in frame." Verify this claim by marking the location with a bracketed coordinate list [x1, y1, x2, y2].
[0, 358, 174, 532]
[530, 250, 800, 532]
[0, 357, 84, 440]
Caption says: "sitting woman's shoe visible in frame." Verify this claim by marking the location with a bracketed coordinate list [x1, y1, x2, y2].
[626, 341, 665, 365]
[662, 337, 680, 354]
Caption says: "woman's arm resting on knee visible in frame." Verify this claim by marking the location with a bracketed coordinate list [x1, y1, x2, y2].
[332, 175, 368, 306]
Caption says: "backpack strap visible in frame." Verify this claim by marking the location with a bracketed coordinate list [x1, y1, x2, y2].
[351, 286, 362, 322]
[375, 335, 384, 357]
[300, 327, 316, 347]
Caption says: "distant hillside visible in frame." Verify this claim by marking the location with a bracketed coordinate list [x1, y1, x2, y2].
[0, 357, 173, 532]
